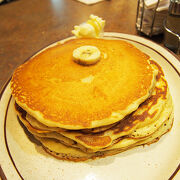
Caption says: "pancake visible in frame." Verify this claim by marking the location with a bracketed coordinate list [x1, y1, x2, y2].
[34, 112, 173, 161]
[26, 112, 118, 134]
[11, 38, 157, 130]
[26, 113, 66, 133]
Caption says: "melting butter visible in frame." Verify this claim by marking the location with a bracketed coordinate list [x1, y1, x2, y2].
[72, 14, 105, 38]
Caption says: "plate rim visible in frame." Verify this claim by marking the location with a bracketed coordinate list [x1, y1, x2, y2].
[0, 32, 180, 180]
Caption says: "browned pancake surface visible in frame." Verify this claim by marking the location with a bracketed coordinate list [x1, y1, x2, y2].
[11, 38, 154, 128]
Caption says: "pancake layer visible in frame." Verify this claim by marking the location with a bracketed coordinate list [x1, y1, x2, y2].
[11, 38, 157, 129]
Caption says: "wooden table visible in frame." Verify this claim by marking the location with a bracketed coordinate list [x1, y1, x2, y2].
[0, 0, 179, 90]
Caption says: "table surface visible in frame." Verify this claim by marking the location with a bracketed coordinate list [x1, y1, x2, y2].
[0, 0, 179, 91]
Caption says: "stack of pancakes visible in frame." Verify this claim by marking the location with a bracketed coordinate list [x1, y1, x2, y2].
[10, 38, 173, 161]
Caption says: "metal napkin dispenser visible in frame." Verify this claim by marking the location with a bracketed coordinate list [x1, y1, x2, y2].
[136, 0, 169, 37]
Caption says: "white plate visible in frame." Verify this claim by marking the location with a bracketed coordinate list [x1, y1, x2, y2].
[0, 33, 180, 180]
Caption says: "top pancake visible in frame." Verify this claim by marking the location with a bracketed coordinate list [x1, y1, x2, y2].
[11, 38, 156, 129]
